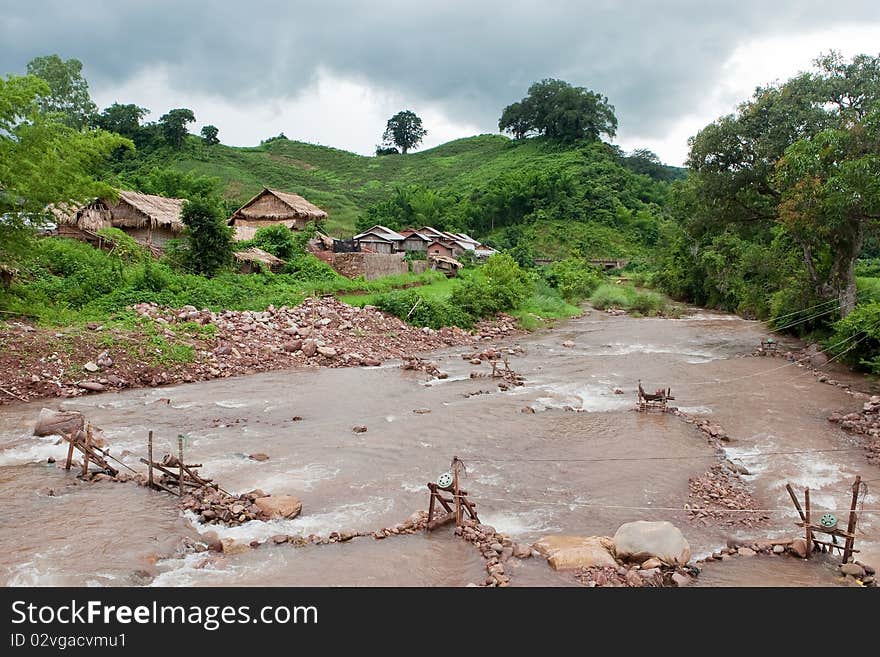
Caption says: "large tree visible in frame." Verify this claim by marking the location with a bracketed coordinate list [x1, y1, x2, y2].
[0, 74, 131, 262]
[499, 78, 617, 142]
[96, 102, 149, 139]
[382, 110, 427, 154]
[159, 108, 196, 149]
[26, 54, 97, 129]
[685, 52, 880, 316]
[200, 124, 219, 146]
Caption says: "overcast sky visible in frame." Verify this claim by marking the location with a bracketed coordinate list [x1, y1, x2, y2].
[2, 1, 880, 165]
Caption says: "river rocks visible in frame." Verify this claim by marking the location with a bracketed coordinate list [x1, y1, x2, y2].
[737, 547, 756, 557]
[671, 572, 691, 587]
[773, 544, 786, 554]
[282, 340, 302, 353]
[317, 346, 337, 358]
[301, 339, 318, 357]
[791, 537, 809, 558]
[613, 521, 691, 565]
[562, 340, 575, 348]
[641, 557, 663, 569]
[533, 535, 618, 570]
[254, 495, 302, 519]
[248, 453, 270, 462]
[412, 408, 431, 414]
[77, 381, 106, 392]
[352, 425, 367, 433]
[84, 361, 100, 373]
[840, 562, 866, 578]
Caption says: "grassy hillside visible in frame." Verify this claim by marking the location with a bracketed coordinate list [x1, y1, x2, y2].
[118, 134, 675, 255]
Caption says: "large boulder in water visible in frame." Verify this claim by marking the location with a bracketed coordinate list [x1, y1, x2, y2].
[33, 408, 84, 437]
[532, 535, 617, 570]
[613, 520, 691, 565]
[254, 495, 302, 519]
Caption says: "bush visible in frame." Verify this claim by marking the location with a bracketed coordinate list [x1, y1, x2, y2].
[375, 289, 474, 328]
[282, 253, 341, 281]
[831, 302, 880, 373]
[452, 253, 530, 313]
[589, 283, 631, 309]
[543, 258, 603, 302]
[629, 290, 664, 314]
[251, 224, 297, 260]
[180, 197, 233, 276]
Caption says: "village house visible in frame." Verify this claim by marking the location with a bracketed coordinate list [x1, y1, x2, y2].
[233, 247, 286, 274]
[53, 190, 185, 248]
[228, 188, 327, 241]
[398, 229, 432, 252]
[352, 225, 406, 254]
[426, 240, 455, 259]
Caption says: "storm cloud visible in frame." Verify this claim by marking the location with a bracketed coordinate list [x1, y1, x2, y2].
[3, 1, 880, 162]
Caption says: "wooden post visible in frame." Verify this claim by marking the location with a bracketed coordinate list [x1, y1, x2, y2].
[64, 430, 76, 471]
[785, 483, 806, 522]
[843, 475, 861, 564]
[804, 487, 812, 559]
[147, 431, 154, 490]
[452, 458, 462, 527]
[177, 436, 184, 498]
[81, 424, 91, 477]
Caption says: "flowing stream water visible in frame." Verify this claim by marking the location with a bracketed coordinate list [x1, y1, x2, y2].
[2, 308, 878, 586]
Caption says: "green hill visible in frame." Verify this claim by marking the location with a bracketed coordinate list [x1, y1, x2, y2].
[117, 134, 676, 259]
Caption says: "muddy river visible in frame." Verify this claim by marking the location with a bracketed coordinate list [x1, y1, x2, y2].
[1, 309, 877, 586]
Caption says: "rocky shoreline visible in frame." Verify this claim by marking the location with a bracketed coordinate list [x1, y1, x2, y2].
[0, 297, 519, 405]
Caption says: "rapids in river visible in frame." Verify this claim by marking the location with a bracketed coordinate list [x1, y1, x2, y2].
[1, 308, 878, 586]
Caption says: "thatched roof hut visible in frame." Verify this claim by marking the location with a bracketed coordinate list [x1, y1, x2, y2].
[52, 191, 185, 246]
[233, 247, 286, 273]
[228, 188, 328, 241]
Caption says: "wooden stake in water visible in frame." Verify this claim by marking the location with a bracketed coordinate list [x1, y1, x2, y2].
[65, 430, 76, 471]
[178, 436, 184, 498]
[843, 475, 861, 564]
[804, 487, 812, 558]
[147, 431, 154, 490]
[81, 424, 91, 477]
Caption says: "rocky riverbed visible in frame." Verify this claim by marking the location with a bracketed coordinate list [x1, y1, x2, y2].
[0, 297, 519, 405]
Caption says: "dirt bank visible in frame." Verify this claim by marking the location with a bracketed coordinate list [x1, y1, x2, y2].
[0, 297, 518, 405]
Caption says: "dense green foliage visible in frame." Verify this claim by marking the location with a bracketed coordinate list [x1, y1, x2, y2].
[201, 125, 220, 146]
[0, 73, 130, 263]
[26, 54, 97, 129]
[179, 197, 233, 276]
[160, 108, 197, 150]
[660, 52, 880, 323]
[499, 78, 617, 142]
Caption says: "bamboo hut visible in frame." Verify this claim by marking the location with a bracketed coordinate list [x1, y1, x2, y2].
[228, 188, 328, 241]
[53, 191, 185, 247]
[233, 247, 286, 274]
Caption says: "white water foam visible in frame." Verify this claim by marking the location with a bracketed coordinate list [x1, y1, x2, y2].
[0, 436, 68, 466]
[185, 496, 396, 544]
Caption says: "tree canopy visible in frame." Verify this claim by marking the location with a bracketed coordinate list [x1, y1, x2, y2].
[159, 108, 196, 149]
[96, 103, 149, 139]
[0, 74, 131, 262]
[382, 110, 427, 154]
[25, 54, 97, 129]
[499, 78, 617, 142]
[681, 51, 880, 317]
[200, 124, 219, 146]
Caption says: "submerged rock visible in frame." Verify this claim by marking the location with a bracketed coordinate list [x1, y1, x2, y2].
[254, 495, 302, 519]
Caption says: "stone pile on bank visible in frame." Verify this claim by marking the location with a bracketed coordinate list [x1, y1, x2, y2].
[0, 297, 520, 403]
[828, 396, 880, 464]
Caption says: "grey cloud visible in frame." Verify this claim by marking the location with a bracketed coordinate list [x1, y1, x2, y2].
[2, 1, 879, 145]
